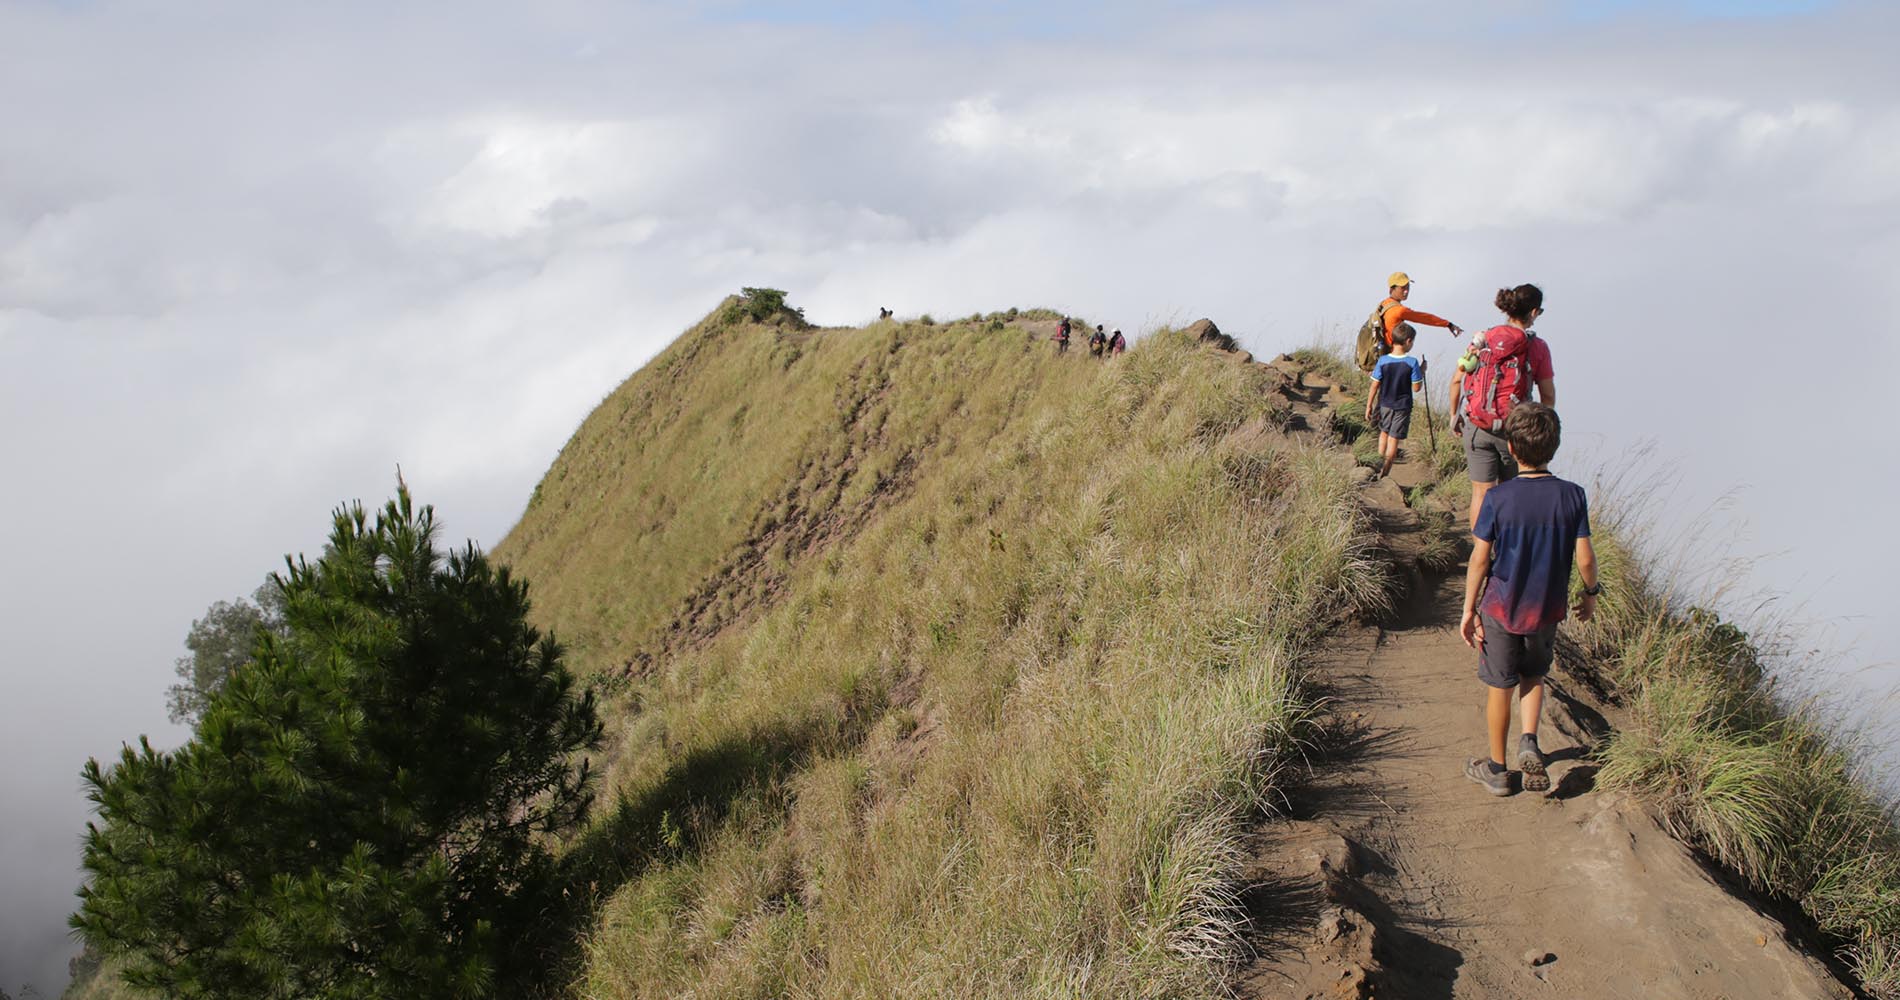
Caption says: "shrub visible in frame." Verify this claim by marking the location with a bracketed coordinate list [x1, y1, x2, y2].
[74, 487, 603, 1000]
[726, 288, 808, 327]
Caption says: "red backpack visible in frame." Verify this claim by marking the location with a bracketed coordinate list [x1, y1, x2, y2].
[1463, 325, 1533, 431]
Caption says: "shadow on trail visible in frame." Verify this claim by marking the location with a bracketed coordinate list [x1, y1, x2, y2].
[504, 719, 827, 997]
[1239, 870, 1328, 963]
[1282, 702, 1410, 826]
[1554, 630, 1621, 708]
[1337, 873, 1466, 1000]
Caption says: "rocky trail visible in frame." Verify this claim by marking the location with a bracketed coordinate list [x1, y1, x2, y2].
[1224, 345, 1858, 1000]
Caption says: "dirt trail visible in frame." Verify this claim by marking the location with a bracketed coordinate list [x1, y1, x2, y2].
[1236, 355, 1856, 1000]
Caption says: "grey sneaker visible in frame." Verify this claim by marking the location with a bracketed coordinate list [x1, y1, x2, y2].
[1518, 736, 1549, 793]
[1465, 757, 1513, 797]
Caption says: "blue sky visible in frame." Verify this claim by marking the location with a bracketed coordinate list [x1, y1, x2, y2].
[694, 0, 1837, 31]
[1569, 0, 1830, 17]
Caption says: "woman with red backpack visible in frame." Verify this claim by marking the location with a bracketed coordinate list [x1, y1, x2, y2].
[1452, 284, 1556, 529]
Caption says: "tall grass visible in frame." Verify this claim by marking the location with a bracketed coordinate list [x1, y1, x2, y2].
[497, 312, 1384, 998]
[1580, 508, 1900, 998]
[1300, 339, 1899, 996]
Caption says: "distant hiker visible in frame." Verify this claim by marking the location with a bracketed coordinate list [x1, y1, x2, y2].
[1364, 322, 1426, 479]
[1354, 271, 1464, 373]
[1054, 317, 1072, 354]
[1458, 402, 1598, 796]
[879, 306, 893, 320]
[1109, 329, 1126, 356]
[1088, 325, 1107, 358]
[1452, 284, 1556, 529]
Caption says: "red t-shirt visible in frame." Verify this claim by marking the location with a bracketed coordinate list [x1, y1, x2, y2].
[1524, 333, 1554, 383]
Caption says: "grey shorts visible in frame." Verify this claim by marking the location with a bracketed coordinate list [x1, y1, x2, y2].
[1478, 612, 1556, 688]
[1376, 405, 1412, 439]
[1464, 420, 1518, 483]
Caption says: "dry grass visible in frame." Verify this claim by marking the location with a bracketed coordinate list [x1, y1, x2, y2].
[1578, 506, 1900, 999]
[494, 308, 1384, 998]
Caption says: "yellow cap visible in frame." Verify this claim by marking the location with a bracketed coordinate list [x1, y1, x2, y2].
[1387, 271, 1413, 288]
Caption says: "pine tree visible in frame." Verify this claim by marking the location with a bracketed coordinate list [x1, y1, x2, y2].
[74, 486, 602, 999]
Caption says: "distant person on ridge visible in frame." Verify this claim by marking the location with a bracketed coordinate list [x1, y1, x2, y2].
[1109, 329, 1126, 356]
[1452, 284, 1556, 530]
[1089, 325, 1107, 358]
[1458, 402, 1598, 796]
[1053, 317, 1072, 354]
[1364, 322, 1426, 479]
[1356, 271, 1463, 372]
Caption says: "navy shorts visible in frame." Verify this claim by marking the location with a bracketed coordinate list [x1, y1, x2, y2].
[1478, 612, 1556, 688]
[1376, 405, 1412, 440]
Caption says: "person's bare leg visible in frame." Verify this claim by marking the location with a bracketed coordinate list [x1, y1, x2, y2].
[1380, 433, 1398, 477]
[1518, 678, 1545, 737]
[1517, 678, 1549, 790]
[1469, 479, 1495, 530]
[1486, 685, 1513, 766]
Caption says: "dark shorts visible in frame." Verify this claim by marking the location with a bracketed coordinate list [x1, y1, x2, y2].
[1464, 421, 1518, 484]
[1478, 612, 1556, 688]
[1376, 405, 1412, 440]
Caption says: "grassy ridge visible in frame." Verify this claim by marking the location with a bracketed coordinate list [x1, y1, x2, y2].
[1584, 528, 1900, 998]
[497, 312, 1384, 997]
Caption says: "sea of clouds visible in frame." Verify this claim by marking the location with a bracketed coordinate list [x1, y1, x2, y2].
[4, 0, 1896, 991]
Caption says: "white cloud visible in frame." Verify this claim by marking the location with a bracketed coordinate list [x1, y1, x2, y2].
[412, 114, 714, 239]
[5, 0, 1900, 991]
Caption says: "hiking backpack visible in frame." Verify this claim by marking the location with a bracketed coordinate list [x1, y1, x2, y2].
[1354, 301, 1392, 373]
[1462, 325, 1533, 431]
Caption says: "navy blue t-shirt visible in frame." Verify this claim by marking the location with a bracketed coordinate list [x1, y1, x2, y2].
[1370, 354, 1424, 411]
[1473, 474, 1592, 634]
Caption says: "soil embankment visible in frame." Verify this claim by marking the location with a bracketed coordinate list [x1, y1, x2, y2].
[1234, 351, 1855, 1000]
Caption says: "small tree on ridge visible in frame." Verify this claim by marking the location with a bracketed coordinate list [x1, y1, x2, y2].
[74, 486, 603, 999]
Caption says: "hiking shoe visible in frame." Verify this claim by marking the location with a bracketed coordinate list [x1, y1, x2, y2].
[1465, 757, 1513, 797]
[1518, 736, 1550, 793]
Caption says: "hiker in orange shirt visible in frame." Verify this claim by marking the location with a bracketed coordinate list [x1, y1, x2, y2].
[1380, 272, 1464, 347]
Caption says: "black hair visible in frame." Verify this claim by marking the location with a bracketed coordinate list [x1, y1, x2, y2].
[1495, 284, 1544, 323]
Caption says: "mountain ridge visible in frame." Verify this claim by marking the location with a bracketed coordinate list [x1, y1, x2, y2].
[485, 302, 1891, 998]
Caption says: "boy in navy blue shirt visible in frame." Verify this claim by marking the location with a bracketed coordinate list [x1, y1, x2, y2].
[1364, 323, 1425, 479]
[1458, 402, 1600, 795]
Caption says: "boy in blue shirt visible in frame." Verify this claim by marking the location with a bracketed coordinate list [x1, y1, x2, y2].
[1458, 402, 1600, 795]
[1364, 322, 1425, 479]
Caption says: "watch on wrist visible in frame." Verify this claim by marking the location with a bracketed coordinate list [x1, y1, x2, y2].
[1582, 581, 1603, 597]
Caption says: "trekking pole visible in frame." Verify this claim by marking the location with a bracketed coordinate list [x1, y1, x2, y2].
[1422, 362, 1440, 460]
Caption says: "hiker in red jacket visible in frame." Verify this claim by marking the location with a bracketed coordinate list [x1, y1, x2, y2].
[1453, 284, 1556, 529]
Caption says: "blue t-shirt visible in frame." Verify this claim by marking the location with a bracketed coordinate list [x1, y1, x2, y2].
[1370, 354, 1424, 411]
[1473, 474, 1592, 634]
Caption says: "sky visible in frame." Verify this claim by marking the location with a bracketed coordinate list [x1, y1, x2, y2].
[3, 0, 1898, 991]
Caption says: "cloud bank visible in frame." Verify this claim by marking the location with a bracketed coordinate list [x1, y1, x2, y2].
[4, 0, 1896, 990]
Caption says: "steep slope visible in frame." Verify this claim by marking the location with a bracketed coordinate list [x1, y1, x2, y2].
[495, 304, 1886, 1000]
[496, 307, 1384, 997]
